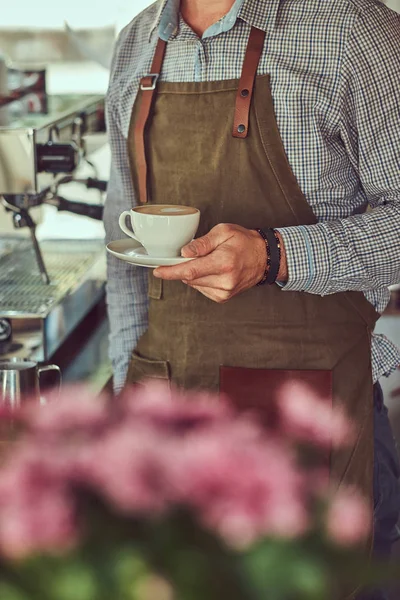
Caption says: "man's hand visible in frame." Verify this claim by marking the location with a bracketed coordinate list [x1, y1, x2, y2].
[153, 223, 287, 303]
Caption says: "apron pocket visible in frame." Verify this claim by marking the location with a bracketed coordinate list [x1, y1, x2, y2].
[127, 350, 170, 384]
[220, 366, 332, 467]
[219, 366, 332, 410]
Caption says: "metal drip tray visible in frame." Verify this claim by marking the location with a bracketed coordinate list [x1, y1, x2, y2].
[0, 238, 106, 360]
[0, 241, 101, 316]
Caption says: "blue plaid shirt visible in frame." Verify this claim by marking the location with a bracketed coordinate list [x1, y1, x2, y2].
[104, 0, 400, 391]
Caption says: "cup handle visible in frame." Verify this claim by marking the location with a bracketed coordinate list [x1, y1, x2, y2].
[38, 364, 62, 404]
[119, 211, 140, 242]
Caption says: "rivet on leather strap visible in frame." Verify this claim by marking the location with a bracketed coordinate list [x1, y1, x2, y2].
[233, 27, 266, 140]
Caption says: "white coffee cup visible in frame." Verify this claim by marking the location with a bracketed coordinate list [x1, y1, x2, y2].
[119, 204, 200, 258]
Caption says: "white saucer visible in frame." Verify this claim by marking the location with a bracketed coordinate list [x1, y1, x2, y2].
[106, 239, 194, 268]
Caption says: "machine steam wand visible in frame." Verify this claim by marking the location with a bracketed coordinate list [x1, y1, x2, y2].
[1, 177, 106, 285]
[1, 196, 51, 284]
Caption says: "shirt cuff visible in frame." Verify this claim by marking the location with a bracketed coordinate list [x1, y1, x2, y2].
[276, 224, 332, 295]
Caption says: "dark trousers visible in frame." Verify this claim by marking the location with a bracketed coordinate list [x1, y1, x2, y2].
[356, 383, 400, 600]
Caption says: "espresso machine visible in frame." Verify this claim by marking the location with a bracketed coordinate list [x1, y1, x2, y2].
[0, 66, 108, 369]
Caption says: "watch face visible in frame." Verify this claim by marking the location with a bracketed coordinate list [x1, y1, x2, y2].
[0, 319, 12, 342]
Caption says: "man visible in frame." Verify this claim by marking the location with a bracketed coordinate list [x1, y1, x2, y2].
[104, 0, 400, 597]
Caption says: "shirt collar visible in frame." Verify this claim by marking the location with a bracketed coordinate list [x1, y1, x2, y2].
[148, 0, 176, 41]
[149, 0, 282, 42]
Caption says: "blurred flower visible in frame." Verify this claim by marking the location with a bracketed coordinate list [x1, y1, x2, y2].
[0, 404, 20, 422]
[0, 446, 78, 558]
[22, 386, 110, 437]
[0, 380, 364, 560]
[168, 424, 308, 546]
[278, 382, 354, 448]
[326, 487, 371, 546]
[136, 574, 174, 600]
[121, 382, 233, 434]
[75, 424, 174, 514]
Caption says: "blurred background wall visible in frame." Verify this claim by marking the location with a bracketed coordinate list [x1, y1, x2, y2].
[1, 0, 150, 32]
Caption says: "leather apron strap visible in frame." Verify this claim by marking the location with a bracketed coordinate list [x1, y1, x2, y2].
[134, 26, 266, 204]
[135, 38, 167, 205]
[232, 26, 266, 139]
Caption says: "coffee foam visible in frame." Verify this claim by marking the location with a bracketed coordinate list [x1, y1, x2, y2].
[134, 204, 198, 216]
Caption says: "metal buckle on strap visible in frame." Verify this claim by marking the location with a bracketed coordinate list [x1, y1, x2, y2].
[140, 74, 159, 91]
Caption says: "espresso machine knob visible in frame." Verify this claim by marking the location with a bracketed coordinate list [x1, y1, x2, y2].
[0, 319, 11, 343]
[0, 318, 12, 355]
[36, 141, 81, 174]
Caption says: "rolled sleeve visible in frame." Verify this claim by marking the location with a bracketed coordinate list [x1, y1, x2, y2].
[276, 224, 332, 294]
[277, 6, 400, 299]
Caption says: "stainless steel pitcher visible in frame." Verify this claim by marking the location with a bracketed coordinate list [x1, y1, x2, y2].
[0, 358, 61, 409]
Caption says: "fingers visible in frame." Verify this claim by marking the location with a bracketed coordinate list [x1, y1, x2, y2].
[154, 254, 219, 281]
[181, 223, 235, 258]
[152, 223, 264, 303]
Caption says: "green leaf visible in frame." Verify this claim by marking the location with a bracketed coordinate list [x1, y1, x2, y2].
[242, 538, 330, 600]
[0, 581, 29, 600]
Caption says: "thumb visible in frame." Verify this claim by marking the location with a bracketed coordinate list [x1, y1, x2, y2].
[181, 225, 230, 258]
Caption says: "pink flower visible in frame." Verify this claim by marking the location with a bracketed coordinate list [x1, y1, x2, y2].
[0, 404, 21, 421]
[22, 386, 109, 437]
[0, 446, 78, 558]
[326, 487, 371, 546]
[279, 382, 353, 448]
[121, 381, 233, 434]
[0, 380, 355, 558]
[71, 385, 310, 548]
[167, 422, 308, 546]
[74, 424, 174, 513]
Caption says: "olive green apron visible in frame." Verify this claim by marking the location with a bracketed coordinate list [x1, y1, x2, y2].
[125, 26, 379, 596]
